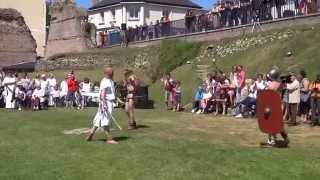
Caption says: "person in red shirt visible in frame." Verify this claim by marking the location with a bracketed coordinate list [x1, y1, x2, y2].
[66, 73, 78, 108]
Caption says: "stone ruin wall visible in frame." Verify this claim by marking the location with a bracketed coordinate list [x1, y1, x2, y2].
[45, 1, 96, 59]
[0, 8, 37, 68]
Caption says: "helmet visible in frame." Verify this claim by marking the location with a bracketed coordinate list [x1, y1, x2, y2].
[267, 66, 281, 81]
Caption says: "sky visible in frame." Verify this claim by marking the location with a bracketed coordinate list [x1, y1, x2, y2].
[75, 0, 213, 9]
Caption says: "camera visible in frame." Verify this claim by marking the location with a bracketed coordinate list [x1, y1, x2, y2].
[280, 74, 291, 84]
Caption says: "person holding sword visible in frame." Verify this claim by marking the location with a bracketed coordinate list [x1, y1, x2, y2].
[85, 67, 119, 144]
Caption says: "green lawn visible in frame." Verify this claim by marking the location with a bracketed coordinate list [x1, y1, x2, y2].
[1, 108, 320, 180]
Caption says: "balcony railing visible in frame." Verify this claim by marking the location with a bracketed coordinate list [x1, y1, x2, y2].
[98, 1, 320, 47]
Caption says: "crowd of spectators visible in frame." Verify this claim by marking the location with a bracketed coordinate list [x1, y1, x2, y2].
[0, 71, 97, 111]
[163, 66, 320, 127]
[116, 0, 320, 47]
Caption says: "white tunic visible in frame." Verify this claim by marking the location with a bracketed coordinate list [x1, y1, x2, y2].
[93, 78, 116, 128]
[2, 77, 16, 109]
[60, 80, 68, 97]
[48, 78, 57, 91]
[81, 82, 92, 93]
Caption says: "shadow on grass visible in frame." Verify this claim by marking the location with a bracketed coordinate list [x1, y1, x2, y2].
[135, 125, 150, 129]
[97, 136, 129, 142]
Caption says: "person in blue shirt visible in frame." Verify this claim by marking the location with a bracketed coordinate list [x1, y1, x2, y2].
[191, 84, 205, 113]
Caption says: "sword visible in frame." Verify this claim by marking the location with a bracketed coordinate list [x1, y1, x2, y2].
[100, 101, 123, 131]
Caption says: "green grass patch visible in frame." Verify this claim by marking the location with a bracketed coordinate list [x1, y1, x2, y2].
[1, 108, 320, 179]
[159, 40, 202, 73]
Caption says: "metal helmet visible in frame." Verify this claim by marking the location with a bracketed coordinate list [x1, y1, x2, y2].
[267, 66, 281, 81]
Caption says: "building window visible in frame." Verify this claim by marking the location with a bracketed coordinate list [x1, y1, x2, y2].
[111, 9, 116, 20]
[128, 6, 140, 21]
[100, 12, 105, 24]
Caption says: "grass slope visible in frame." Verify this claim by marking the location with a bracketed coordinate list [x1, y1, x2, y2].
[1, 109, 320, 180]
[213, 25, 320, 79]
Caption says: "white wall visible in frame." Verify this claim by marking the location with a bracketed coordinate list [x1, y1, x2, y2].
[89, 3, 202, 30]
[88, 5, 122, 30]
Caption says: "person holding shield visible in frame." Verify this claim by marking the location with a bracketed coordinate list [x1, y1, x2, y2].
[259, 67, 289, 148]
[85, 67, 118, 144]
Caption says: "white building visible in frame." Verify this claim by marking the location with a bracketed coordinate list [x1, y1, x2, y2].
[88, 0, 202, 30]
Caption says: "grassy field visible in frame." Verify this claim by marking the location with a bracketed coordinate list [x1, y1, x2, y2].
[1, 108, 320, 180]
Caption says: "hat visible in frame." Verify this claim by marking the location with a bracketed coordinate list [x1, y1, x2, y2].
[41, 74, 46, 78]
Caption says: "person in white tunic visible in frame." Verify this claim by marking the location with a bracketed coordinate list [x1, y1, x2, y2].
[86, 67, 118, 144]
[2, 72, 17, 109]
[47, 73, 57, 106]
[60, 76, 69, 106]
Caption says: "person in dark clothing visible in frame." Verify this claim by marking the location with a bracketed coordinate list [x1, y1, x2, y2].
[154, 20, 160, 38]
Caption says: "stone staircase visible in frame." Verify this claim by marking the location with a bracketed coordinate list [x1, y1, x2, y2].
[195, 64, 210, 81]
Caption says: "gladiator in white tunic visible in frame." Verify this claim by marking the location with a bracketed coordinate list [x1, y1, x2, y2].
[93, 77, 116, 128]
[2, 76, 17, 109]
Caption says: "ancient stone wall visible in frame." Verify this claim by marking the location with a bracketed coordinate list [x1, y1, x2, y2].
[0, 8, 37, 68]
[45, 1, 96, 59]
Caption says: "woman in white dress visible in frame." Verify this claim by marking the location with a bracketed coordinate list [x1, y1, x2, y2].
[2, 72, 17, 109]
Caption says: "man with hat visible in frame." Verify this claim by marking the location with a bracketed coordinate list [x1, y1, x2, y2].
[86, 67, 118, 144]
[261, 66, 290, 147]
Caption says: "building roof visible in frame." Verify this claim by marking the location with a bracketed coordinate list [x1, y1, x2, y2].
[89, 0, 202, 10]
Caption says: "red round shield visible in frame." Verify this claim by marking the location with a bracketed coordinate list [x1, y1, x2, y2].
[257, 90, 284, 134]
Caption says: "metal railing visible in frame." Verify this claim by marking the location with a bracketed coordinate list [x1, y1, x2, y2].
[100, 1, 320, 47]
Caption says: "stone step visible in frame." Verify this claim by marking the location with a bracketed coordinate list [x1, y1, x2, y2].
[196, 64, 211, 69]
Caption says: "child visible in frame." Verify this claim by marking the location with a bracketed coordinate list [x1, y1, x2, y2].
[198, 87, 213, 114]
[50, 85, 61, 108]
[15, 84, 26, 111]
[191, 84, 205, 113]
[31, 86, 42, 110]
[172, 81, 182, 112]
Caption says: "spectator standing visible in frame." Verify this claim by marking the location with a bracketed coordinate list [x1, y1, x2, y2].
[298, 70, 310, 123]
[286, 73, 300, 126]
[60, 76, 69, 106]
[80, 77, 93, 109]
[40, 74, 49, 109]
[48, 73, 57, 106]
[309, 74, 320, 126]
[236, 65, 246, 103]
[148, 22, 154, 40]
[66, 74, 78, 108]
[172, 81, 182, 112]
[154, 20, 160, 38]
[163, 73, 174, 110]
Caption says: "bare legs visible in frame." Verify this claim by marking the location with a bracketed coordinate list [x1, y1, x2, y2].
[86, 126, 118, 144]
[126, 99, 136, 129]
